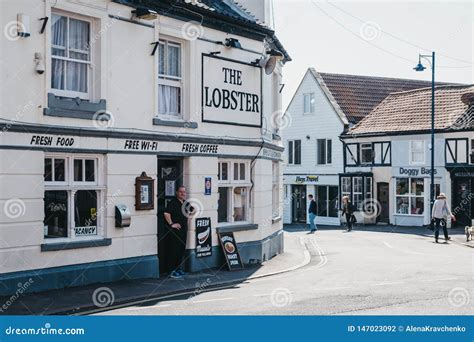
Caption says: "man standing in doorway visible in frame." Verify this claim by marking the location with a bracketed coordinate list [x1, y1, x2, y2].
[164, 185, 195, 279]
[308, 194, 317, 233]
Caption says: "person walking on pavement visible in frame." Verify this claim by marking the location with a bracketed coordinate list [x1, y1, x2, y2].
[164, 185, 195, 279]
[341, 196, 356, 232]
[308, 194, 317, 233]
[431, 193, 455, 243]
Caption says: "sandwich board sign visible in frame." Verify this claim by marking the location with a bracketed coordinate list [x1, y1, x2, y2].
[218, 232, 244, 270]
[195, 217, 212, 258]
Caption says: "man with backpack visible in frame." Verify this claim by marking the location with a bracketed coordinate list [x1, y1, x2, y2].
[431, 193, 455, 243]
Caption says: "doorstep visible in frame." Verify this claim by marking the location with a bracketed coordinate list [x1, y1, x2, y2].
[0, 232, 309, 315]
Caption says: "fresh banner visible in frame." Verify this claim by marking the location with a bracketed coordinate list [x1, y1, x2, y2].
[195, 217, 212, 258]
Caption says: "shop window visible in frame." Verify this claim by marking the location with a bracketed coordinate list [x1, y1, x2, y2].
[317, 139, 332, 165]
[316, 186, 339, 218]
[44, 155, 103, 239]
[353, 177, 363, 210]
[51, 13, 91, 99]
[410, 140, 425, 164]
[303, 93, 315, 114]
[360, 144, 373, 165]
[471, 139, 474, 164]
[217, 160, 251, 224]
[341, 177, 351, 199]
[218, 162, 229, 181]
[340, 175, 372, 211]
[288, 140, 301, 165]
[272, 162, 280, 218]
[395, 178, 424, 215]
[364, 177, 373, 213]
[158, 39, 182, 118]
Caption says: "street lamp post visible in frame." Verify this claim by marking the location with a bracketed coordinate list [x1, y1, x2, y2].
[414, 51, 436, 214]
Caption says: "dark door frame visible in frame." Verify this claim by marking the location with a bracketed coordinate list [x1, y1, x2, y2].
[291, 185, 307, 223]
[377, 182, 390, 223]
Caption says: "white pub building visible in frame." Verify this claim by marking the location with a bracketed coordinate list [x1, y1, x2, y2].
[0, 0, 290, 295]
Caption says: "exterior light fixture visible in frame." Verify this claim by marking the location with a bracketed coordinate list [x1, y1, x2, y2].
[224, 38, 242, 49]
[132, 8, 158, 20]
[267, 48, 284, 61]
[413, 56, 426, 72]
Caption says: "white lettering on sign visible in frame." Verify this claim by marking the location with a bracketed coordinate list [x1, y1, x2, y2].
[124, 140, 158, 151]
[74, 226, 97, 236]
[181, 143, 218, 154]
[30, 135, 75, 147]
[202, 55, 262, 127]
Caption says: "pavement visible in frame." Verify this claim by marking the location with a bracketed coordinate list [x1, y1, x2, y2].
[0, 231, 309, 316]
[98, 224, 473, 316]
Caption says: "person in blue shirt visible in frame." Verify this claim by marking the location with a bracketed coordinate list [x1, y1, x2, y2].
[308, 194, 317, 233]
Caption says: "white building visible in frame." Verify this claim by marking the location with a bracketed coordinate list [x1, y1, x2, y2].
[282, 69, 436, 226]
[0, 0, 290, 295]
[341, 85, 474, 227]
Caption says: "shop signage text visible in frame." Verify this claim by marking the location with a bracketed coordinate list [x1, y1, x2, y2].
[399, 167, 437, 177]
[261, 148, 282, 160]
[218, 232, 243, 270]
[74, 226, 97, 236]
[181, 143, 218, 154]
[195, 217, 212, 258]
[30, 135, 75, 147]
[295, 175, 319, 183]
[124, 140, 158, 151]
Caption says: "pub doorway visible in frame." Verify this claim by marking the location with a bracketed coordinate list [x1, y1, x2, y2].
[292, 185, 307, 223]
[452, 177, 473, 227]
[157, 158, 183, 274]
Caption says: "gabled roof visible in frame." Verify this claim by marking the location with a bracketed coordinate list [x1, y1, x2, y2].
[309, 69, 452, 124]
[345, 85, 474, 136]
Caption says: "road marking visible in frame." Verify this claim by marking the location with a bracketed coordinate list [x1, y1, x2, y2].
[191, 297, 233, 304]
[309, 238, 328, 269]
[382, 241, 428, 256]
[370, 281, 404, 286]
[126, 304, 171, 311]
[420, 277, 458, 282]
[315, 287, 351, 291]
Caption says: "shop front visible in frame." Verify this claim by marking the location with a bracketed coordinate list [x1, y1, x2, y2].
[448, 168, 474, 226]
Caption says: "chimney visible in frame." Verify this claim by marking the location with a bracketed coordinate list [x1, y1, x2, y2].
[233, 0, 274, 28]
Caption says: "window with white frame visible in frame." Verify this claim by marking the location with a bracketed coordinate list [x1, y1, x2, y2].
[360, 143, 373, 165]
[395, 178, 424, 215]
[353, 176, 363, 210]
[158, 39, 182, 118]
[44, 155, 104, 239]
[317, 139, 332, 165]
[341, 177, 351, 200]
[303, 93, 315, 114]
[341, 175, 372, 211]
[287, 140, 301, 165]
[272, 162, 280, 218]
[410, 140, 425, 164]
[51, 13, 91, 99]
[218, 160, 251, 224]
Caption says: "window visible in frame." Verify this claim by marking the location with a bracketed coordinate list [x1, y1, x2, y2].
[360, 143, 373, 165]
[395, 178, 424, 215]
[340, 175, 373, 211]
[315, 186, 338, 218]
[410, 140, 425, 164]
[51, 13, 91, 99]
[287, 140, 301, 165]
[217, 160, 251, 224]
[272, 162, 280, 218]
[373, 141, 391, 165]
[317, 139, 332, 165]
[303, 93, 315, 114]
[44, 155, 103, 239]
[471, 140, 474, 164]
[158, 39, 182, 118]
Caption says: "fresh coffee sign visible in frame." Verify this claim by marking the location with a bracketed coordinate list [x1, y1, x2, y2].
[195, 217, 212, 258]
[202, 54, 262, 127]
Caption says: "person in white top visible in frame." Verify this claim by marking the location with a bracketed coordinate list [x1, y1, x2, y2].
[431, 193, 455, 243]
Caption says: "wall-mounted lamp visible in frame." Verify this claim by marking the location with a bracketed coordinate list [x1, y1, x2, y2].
[252, 55, 276, 75]
[267, 48, 284, 61]
[34, 52, 45, 74]
[306, 135, 310, 140]
[132, 8, 158, 20]
[224, 38, 241, 49]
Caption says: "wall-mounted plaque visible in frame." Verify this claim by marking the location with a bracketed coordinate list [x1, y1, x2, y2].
[135, 172, 154, 210]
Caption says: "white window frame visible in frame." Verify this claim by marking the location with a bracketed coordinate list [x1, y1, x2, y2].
[410, 140, 425, 165]
[303, 93, 315, 114]
[317, 139, 332, 165]
[217, 160, 251, 225]
[44, 154, 105, 242]
[360, 143, 373, 165]
[394, 177, 424, 216]
[157, 38, 183, 119]
[50, 11, 93, 100]
[352, 176, 363, 210]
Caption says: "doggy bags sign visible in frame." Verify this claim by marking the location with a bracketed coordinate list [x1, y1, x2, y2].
[202, 54, 262, 127]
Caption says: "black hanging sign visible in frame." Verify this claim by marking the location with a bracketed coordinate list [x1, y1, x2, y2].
[195, 217, 212, 258]
[218, 232, 244, 270]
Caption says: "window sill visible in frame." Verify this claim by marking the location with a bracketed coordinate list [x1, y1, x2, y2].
[44, 93, 107, 120]
[272, 216, 282, 223]
[216, 223, 258, 233]
[153, 117, 198, 128]
[41, 238, 112, 252]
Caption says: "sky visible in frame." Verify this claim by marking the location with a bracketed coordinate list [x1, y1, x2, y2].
[272, 0, 473, 108]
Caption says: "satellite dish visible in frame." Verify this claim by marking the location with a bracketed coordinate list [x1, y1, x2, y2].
[264, 56, 277, 75]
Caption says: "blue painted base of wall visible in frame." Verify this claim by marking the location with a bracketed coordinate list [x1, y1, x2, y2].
[185, 230, 284, 273]
[0, 255, 159, 296]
